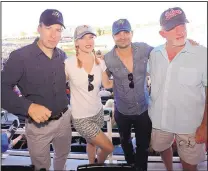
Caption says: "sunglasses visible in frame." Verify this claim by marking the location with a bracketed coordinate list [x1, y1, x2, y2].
[88, 74, 94, 91]
[128, 73, 134, 88]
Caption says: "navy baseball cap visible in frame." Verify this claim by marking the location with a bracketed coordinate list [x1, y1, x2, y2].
[160, 7, 189, 31]
[112, 19, 132, 35]
[39, 9, 65, 28]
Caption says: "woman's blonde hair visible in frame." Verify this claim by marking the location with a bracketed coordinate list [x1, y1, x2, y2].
[75, 45, 100, 68]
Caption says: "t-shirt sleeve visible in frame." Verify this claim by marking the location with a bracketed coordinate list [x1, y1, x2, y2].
[64, 59, 70, 81]
[201, 47, 207, 87]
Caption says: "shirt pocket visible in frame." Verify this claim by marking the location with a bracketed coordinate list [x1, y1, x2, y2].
[135, 57, 148, 74]
[111, 67, 126, 83]
[178, 67, 200, 86]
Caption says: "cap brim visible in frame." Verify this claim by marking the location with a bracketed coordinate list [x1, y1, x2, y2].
[75, 31, 97, 40]
[43, 20, 65, 29]
[163, 19, 189, 31]
[113, 28, 131, 35]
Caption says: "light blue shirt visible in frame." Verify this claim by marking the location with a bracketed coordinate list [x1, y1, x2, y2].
[148, 41, 207, 134]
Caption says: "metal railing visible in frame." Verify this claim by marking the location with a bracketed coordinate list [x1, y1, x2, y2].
[2, 112, 207, 163]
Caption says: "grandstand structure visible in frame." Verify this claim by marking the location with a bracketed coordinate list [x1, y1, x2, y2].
[1, 26, 207, 171]
[1, 107, 207, 171]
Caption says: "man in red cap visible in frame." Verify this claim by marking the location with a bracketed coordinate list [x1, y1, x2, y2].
[149, 7, 207, 171]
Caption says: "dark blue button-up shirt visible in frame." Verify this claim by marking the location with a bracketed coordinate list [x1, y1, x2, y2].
[104, 42, 153, 115]
[1, 39, 68, 117]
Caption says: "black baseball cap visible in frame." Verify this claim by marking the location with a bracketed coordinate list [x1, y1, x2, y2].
[160, 7, 189, 31]
[39, 9, 65, 28]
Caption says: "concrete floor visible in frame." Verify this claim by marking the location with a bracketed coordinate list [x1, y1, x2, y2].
[1, 155, 207, 171]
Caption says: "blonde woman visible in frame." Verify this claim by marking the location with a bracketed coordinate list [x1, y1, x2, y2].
[65, 25, 114, 164]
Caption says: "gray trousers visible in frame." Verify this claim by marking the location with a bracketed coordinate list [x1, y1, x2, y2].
[25, 108, 72, 170]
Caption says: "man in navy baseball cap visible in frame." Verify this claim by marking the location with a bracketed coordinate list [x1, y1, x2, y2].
[2, 8, 71, 170]
[39, 9, 65, 28]
[160, 7, 189, 31]
[112, 19, 132, 35]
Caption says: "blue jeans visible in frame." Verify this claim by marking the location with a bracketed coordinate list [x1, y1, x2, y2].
[1, 133, 9, 153]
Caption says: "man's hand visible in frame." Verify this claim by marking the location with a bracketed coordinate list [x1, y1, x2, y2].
[195, 124, 207, 144]
[96, 50, 104, 60]
[28, 103, 52, 123]
[188, 39, 199, 46]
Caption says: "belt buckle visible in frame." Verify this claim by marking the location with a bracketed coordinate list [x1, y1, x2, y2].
[60, 107, 67, 115]
[49, 113, 60, 121]
[54, 113, 62, 120]
[49, 107, 67, 121]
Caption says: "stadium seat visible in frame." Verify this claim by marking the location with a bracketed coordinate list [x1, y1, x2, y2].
[77, 163, 134, 171]
[2, 165, 35, 171]
[101, 96, 113, 105]
[1, 110, 8, 122]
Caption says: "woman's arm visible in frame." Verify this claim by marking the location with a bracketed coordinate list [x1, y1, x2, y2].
[102, 71, 113, 89]
[64, 61, 70, 82]
[65, 67, 69, 81]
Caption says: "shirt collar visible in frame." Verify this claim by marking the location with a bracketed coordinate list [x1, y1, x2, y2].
[32, 37, 60, 58]
[156, 40, 196, 54]
[32, 37, 43, 57]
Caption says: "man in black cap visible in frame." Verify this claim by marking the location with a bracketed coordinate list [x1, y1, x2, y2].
[1, 9, 72, 170]
[149, 7, 207, 171]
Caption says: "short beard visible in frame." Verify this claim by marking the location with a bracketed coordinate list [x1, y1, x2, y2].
[166, 40, 186, 48]
[116, 43, 131, 49]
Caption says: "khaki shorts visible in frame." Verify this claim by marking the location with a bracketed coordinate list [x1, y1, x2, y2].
[151, 128, 206, 165]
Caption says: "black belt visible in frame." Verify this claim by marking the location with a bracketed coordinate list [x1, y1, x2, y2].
[48, 107, 68, 121]
[28, 106, 68, 123]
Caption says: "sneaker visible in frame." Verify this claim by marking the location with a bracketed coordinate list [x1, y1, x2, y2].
[7, 119, 20, 140]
